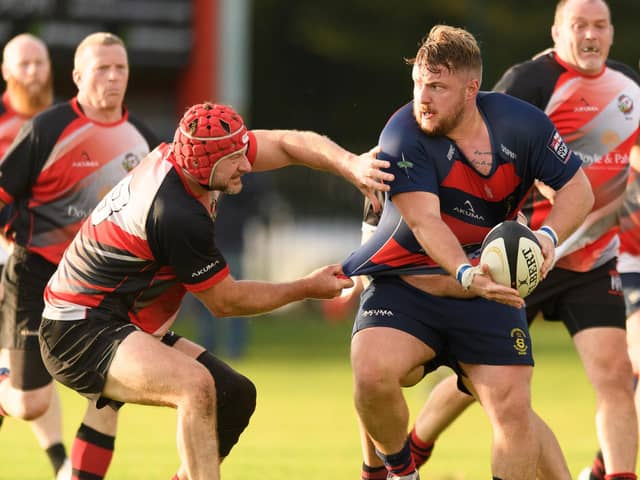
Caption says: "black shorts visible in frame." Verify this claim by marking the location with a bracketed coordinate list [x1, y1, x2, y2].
[353, 276, 533, 386]
[0, 246, 57, 389]
[525, 258, 626, 335]
[621, 272, 640, 317]
[40, 310, 139, 405]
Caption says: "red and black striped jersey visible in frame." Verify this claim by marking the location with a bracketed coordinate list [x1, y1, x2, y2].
[44, 138, 258, 336]
[0, 97, 158, 264]
[495, 51, 640, 272]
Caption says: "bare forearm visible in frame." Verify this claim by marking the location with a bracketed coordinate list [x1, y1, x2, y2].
[542, 170, 594, 244]
[410, 216, 470, 277]
[205, 279, 311, 318]
[278, 130, 355, 179]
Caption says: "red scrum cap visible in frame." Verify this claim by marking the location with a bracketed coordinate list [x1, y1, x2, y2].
[172, 103, 249, 189]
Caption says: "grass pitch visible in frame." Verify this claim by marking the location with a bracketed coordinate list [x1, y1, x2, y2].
[0, 307, 597, 479]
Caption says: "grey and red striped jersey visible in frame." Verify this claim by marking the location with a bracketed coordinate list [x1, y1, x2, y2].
[0, 97, 157, 264]
[495, 51, 640, 272]
[0, 91, 31, 159]
[44, 138, 258, 336]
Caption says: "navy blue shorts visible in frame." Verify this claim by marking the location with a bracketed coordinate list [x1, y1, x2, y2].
[353, 276, 534, 378]
[525, 258, 626, 335]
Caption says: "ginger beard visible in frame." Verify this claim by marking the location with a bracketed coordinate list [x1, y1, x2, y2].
[414, 88, 466, 138]
[6, 73, 53, 116]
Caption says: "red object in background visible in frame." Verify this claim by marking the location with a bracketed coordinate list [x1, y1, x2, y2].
[321, 290, 359, 323]
[176, 0, 219, 114]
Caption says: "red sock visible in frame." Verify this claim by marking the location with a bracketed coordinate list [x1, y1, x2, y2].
[605, 474, 637, 480]
[408, 427, 435, 469]
[71, 423, 115, 480]
[589, 450, 605, 480]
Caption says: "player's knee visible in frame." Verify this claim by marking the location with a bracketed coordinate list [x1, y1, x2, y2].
[589, 351, 634, 392]
[195, 351, 257, 456]
[217, 373, 256, 457]
[14, 389, 51, 420]
[352, 358, 395, 400]
[486, 385, 531, 427]
[184, 364, 217, 417]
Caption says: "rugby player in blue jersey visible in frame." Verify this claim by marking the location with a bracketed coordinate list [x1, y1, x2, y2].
[344, 25, 593, 480]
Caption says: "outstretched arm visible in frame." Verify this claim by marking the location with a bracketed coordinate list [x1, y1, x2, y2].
[393, 190, 525, 308]
[533, 168, 594, 276]
[251, 130, 393, 211]
[193, 264, 354, 318]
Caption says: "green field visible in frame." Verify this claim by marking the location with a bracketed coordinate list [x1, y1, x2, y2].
[0, 307, 598, 479]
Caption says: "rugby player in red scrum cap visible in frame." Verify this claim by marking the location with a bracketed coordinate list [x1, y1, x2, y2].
[39, 102, 393, 480]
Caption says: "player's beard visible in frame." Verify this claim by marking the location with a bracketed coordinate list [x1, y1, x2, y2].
[6, 74, 53, 116]
[223, 179, 244, 195]
[420, 100, 465, 137]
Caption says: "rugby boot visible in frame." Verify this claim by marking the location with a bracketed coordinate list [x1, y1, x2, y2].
[388, 471, 419, 480]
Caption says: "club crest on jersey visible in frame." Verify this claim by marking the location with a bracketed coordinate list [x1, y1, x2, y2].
[398, 153, 414, 178]
[547, 131, 570, 163]
[122, 152, 141, 172]
[510, 327, 529, 356]
[618, 94, 634, 115]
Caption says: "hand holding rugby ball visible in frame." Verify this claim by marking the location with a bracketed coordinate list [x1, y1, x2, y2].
[480, 221, 544, 297]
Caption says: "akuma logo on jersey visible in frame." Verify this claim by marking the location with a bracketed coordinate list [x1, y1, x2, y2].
[72, 151, 98, 168]
[618, 94, 634, 115]
[547, 131, 570, 163]
[453, 200, 485, 221]
[192, 261, 220, 278]
[574, 97, 598, 113]
[362, 309, 394, 317]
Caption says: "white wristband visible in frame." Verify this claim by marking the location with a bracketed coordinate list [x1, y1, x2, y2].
[537, 225, 558, 247]
[455, 263, 477, 290]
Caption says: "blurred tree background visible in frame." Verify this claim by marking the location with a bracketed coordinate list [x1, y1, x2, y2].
[0, 0, 638, 221]
[249, 0, 639, 219]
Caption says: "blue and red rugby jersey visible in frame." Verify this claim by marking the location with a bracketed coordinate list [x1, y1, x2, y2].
[342, 91, 583, 277]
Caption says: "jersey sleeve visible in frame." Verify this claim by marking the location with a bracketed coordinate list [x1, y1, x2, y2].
[493, 59, 553, 111]
[246, 131, 257, 165]
[378, 105, 439, 197]
[0, 119, 45, 204]
[128, 113, 161, 150]
[526, 110, 582, 190]
[146, 191, 229, 292]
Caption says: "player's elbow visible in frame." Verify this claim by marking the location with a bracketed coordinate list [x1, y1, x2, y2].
[207, 301, 236, 318]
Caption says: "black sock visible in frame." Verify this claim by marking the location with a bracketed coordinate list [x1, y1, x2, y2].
[45, 442, 68, 474]
[376, 440, 416, 477]
[362, 462, 388, 480]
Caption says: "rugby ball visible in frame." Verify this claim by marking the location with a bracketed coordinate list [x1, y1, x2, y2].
[480, 221, 544, 297]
